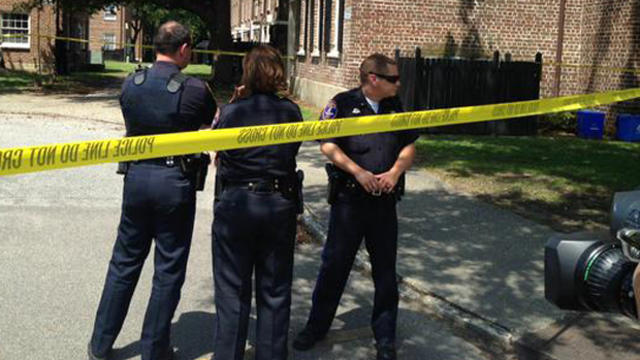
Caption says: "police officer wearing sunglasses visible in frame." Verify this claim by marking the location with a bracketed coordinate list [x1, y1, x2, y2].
[293, 54, 418, 360]
[88, 21, 216, 360]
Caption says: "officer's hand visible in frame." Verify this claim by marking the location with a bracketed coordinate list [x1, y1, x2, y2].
[375, 170, 400, 193]
[355, 169, 380, 193]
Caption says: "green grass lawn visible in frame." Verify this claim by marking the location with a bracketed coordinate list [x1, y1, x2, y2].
[416, 135, 640, 231]
[0, 61, 214, 94]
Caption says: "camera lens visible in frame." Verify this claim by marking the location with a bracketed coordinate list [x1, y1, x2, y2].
[577, 243, 637, 317]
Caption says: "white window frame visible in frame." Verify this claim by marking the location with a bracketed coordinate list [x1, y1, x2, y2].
[1, 13, 30, 50]
[103, 33, 116, 50]
[311, 0, 320, 57]
[327, 0, 341, 58]
[104, 5, 117, 21]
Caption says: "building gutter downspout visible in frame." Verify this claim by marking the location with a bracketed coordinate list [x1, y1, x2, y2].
[553, 0, 567, 97]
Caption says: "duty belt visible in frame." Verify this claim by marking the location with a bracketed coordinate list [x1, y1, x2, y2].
[225, 177, 295, 194]
[133, 156, 184, 167]
[341, 178, 398, 198]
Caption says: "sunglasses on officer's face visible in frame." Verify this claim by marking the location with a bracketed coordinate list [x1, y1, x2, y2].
[369, 72, 400, 84]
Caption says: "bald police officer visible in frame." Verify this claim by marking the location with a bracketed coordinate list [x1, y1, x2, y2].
[293, 54, 418, 360]
[88, 21, 216, 360]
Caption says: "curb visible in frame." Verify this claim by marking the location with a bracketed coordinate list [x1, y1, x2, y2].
[300, 210, 517, 358]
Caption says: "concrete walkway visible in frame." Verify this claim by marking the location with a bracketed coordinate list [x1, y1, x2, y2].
[296, 141, 640, 359]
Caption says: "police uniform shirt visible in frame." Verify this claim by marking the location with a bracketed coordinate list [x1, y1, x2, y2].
[214, 93, 303, 182]
[120, 61, 217, 136]
[320, 87, 419, 174]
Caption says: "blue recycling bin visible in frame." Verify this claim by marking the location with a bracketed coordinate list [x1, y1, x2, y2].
[616, 114, 640, 142]
[577, 110, 605, 139]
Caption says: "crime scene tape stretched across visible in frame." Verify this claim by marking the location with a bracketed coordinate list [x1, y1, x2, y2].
[3, 33, 640, 72]
[1, 87, 639, 177]
[1, 33, 247, 57]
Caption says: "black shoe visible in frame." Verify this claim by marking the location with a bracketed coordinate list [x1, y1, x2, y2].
[158, 347, 174, 360]
[87, 342, 108, 360]
[292, 326, 324, 351]
[376, 343, 396, 360]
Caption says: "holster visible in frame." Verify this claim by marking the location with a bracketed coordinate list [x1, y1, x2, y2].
[179, 153, 211, 191]
[214, 173, 223, 202]
[116, 161, 130, 175]
[295, 169, 305, 214]
[325, 163, 344, 205]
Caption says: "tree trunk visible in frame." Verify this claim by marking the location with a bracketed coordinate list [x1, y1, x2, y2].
[206, 1, 234, 85]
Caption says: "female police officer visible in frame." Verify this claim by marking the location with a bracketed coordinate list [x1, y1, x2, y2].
[212, 45, 303, 360]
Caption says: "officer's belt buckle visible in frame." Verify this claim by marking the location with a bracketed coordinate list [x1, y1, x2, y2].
[371, 189, 382, 197]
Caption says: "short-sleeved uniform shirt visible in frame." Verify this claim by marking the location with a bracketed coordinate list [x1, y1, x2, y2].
[120, 61, 217, 136]
[320, 87, 419, 174]
[214, 93, 303, 182]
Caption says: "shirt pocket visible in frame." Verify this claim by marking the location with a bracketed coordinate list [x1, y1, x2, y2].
[346, 135, 370, 154]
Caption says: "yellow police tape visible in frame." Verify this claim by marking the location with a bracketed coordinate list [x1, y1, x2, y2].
[5, 33, 638, 69]
[1, 33, 248, 57]
[1, 87, 639, 177]
[546, 61, 640, 75]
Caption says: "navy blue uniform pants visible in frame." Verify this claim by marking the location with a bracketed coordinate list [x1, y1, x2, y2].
[307, 191, 398, 345]
[90, 163, 196, 359]
[213, 187, 297, 360]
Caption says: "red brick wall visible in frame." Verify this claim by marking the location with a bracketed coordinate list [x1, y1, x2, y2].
[297, 0, 582, 97]
[578, 0, 640, 125]
[88, 6, 124, 52]
[0, 1, 56, 72]
[295, 0, 637, 101]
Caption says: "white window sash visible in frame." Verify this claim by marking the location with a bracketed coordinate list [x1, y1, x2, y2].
[327, 0, 341, 58]
[1, 13, 30, 49]
[297, 0, 306, 55]
[104, 6, 117, 21]
[311, 0, 320, 57]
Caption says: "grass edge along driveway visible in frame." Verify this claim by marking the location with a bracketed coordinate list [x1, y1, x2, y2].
[415, 134, 640, 233]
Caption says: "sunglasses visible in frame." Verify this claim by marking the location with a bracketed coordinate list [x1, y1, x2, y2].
[369, 72, 400, 83]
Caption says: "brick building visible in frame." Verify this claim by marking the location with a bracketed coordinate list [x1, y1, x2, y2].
[231, 0, 282, 43]
[285, 0, 639, 115]
[88, 4, 142, 62]
[0, 1, 56, 72]
[0, 2, 140, 72]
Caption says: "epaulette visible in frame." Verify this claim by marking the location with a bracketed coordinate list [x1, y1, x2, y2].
[167, 72, 188, 93]
[132, 66, 148, 86]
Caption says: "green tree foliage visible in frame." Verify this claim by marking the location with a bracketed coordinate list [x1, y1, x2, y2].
[20, 0, 233, 82]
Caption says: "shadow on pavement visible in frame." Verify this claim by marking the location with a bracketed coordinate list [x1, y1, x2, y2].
[111, 311, 216, 360]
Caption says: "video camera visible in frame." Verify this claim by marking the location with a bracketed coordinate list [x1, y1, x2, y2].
[544, 190, 640, 319]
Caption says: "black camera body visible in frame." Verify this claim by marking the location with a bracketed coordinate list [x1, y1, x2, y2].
[544, 190, 640, 319]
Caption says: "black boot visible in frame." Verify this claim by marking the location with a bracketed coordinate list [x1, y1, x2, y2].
[87, 342, 108, 360]
[292, 325, 325, 351]
[376, 343, 396, 360]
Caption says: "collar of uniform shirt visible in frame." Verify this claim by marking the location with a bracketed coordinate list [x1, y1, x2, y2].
[364, 95, 380, 114]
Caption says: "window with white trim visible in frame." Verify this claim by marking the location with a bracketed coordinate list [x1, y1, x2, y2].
[104, 5, 117, 21]
[1, 13, 30, 49]
[326, 0, 343, 58]
[103, 33, 116, 50]
[297, 0, 307, 55]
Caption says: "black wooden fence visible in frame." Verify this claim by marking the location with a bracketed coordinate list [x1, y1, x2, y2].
[396, 48, 542, 135]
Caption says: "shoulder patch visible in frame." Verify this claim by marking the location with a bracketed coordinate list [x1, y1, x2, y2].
[321, 100, 338, 120]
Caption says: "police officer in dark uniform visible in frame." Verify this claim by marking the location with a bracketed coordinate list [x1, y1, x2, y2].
[212, 45, 303, 360]
[88, 21, 216, 360]
[293, 54, 418, 360]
